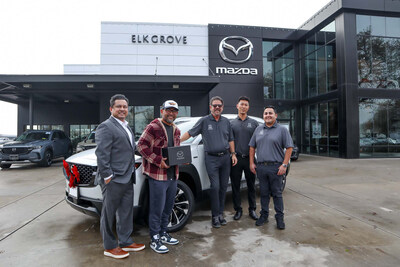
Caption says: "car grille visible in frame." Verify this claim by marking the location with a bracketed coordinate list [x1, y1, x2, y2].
[2, 147, 30, 155]
[66, 163, 96, 185]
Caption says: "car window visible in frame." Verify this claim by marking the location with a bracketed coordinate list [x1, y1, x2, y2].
[175, 119, 200, 144]
[16, 131, 50, 141]
[87, 132, 95, 141]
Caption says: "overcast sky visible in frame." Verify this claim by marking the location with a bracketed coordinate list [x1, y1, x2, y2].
[0, 0, 332, 135]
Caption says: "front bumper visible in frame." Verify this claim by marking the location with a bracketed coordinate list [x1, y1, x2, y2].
[0, 151, 42, 163]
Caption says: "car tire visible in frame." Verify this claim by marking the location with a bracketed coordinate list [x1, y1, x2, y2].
[39, 150, 53, 167]
[0, 163, 11, 169]
[167, 180, 195, 232]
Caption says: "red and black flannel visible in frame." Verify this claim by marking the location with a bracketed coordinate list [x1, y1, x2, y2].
[137, 118, 181, 181]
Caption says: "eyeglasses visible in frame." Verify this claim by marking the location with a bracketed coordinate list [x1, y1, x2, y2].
[212, 104, 223, 108]
[165, 108, 178, 113]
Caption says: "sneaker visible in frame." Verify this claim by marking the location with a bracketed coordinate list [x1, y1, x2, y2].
[104, 247, 129, 259]
[219, 214, 227, 226]
[121, 242, 146, 252]
[150, 235, 169, 254]
[255, 214, 269, 226]
[160, 232, 179, 245]
[212, 216, 221, 228]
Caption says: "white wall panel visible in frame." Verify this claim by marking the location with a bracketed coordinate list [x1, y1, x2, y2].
[101, 44, 138, 55]
[101, 55, 137, 65]
[66, 22, 209, 76]
[100, 65, 137, 74]
[137, 55, 173, 66]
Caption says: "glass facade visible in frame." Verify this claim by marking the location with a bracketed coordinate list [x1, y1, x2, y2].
[278, 108, 296, 143]
[263, 41, 295, 99]
[70, 124, 98, 148]
[127, 106, 155, 141]
[301, 21, 337, 98]
[357, 15, 400, 89]
[359, 98, 400, 157]
[301, 100, 339, 157]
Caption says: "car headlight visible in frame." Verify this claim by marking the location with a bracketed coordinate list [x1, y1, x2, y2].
[29, 145, 42, 150]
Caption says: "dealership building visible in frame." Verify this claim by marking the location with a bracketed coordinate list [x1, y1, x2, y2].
[1, 0, 400, 158]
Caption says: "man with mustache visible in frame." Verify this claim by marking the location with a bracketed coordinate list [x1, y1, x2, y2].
[181, 96, 237, 228]
[137, 100, 181, 253]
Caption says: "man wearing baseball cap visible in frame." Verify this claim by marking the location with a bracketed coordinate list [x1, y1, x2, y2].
[137, 100, 180, 254]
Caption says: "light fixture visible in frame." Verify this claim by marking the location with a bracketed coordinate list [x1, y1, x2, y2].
[87, 84, 95, 88]
[22, 84, 32, 88]
[64, 100, 70, 103]
[172, 84, 179, 89]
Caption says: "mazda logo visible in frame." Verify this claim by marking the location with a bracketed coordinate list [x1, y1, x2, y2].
[177, 151, 184, 158]
[12, 148, 16, 152]
[219, 36, 253, 64]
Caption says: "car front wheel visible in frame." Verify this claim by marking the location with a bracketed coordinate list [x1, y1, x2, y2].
[39, 150, 53, 167]
[167, 180, 194, 232]
[0, 163, 11, 169]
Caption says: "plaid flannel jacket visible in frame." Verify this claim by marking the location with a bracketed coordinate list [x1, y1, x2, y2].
[137, 118, 181, 181]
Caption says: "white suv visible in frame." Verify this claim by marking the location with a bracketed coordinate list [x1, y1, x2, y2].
[64, 115, 290, 232]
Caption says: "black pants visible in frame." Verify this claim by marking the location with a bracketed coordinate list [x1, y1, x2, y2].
[205, 153, 231, 217]
[256, 163, 284, 219]
[230, 156, 256, 212]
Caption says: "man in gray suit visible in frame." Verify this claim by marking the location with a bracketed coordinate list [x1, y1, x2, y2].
[95, 94, 145, 259]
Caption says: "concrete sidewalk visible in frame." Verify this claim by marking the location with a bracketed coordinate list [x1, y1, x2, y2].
[0, 155, 399, 266]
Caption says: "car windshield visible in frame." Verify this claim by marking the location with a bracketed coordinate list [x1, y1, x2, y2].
[16, 132, 50, 141]
[175, 118, 200, 144]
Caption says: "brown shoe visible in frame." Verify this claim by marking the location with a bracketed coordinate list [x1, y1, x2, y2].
[121, 243, 146, 252]
[104, 247, 129, 259]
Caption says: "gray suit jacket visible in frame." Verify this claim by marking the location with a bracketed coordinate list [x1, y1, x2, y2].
[95, 116, 136, 185]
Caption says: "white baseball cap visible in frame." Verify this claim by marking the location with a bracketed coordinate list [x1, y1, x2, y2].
[162, 100, 179, 110]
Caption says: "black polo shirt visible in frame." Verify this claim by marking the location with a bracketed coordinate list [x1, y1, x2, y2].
[230, 116, 259, 156]
[188, 114, 234, 153]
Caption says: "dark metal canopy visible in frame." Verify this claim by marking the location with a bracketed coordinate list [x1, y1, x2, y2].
[0, 74, 220, 104]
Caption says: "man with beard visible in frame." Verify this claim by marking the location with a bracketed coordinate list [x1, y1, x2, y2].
[230, 96, 259, 221]
[181, 96, 237, 228]
[137, 100, 181, 254]
[249, 105, 293, 229]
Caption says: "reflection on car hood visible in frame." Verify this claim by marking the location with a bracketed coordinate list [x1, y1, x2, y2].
[66, 148, 141, 167]
[2, 140, 47, 147]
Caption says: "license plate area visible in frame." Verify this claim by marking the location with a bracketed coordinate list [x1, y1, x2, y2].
[66, 180, 79, 199]
[10, 154, 19, 160]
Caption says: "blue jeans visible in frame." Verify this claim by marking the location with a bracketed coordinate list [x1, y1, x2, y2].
[148, 177, 177, 237]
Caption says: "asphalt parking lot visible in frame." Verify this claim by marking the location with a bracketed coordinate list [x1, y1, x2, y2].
[0, 155, 400, 267]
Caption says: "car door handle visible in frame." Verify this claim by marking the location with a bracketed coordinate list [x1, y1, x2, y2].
[193, 156, 198, 158]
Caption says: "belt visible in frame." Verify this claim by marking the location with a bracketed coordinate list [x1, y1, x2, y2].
[206, 150, 228, 157]
[237, 154, 249, 158]
[258, 161, 281, 166]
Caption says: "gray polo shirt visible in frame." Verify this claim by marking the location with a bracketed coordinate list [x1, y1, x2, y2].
[231, 116, 259, 156]
[249, 122, 294, 163]
[188, 114, 234, 153]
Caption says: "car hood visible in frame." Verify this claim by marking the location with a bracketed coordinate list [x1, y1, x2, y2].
[2, 140, 47, 147]
[66, 148, 142, 167]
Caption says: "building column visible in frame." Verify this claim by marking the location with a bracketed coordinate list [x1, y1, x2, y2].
[335, 12, 360, 158]
[29, 94, 33, 130]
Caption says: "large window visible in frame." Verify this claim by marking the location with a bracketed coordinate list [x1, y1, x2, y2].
[127, 106, 154, 141]
[301, 21, 337, 98]
[357, 15, 400, 89]
[70, 124, 98, 148]
[263, 41, 294, 99]
[301, 100, 339, 157]
[359, 98, 400, 157]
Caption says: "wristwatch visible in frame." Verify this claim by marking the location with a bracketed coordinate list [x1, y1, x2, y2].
[282, 163, 288, 168]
